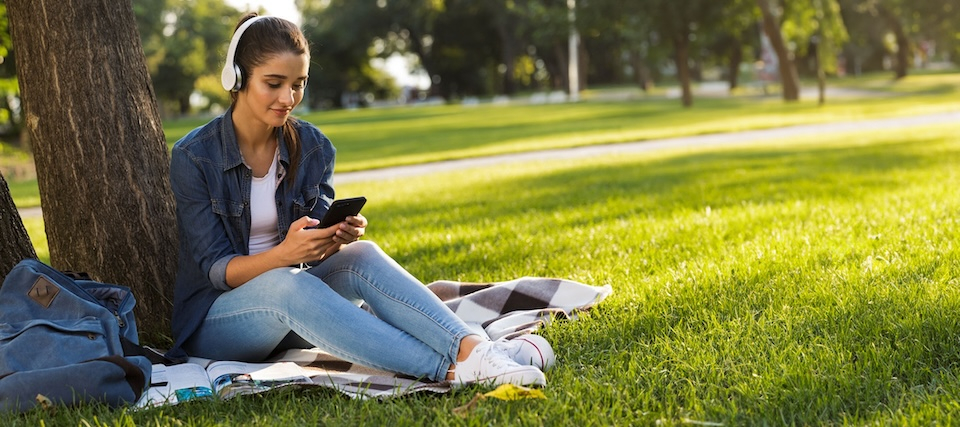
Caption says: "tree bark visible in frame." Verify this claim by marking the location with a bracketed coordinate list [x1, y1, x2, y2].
[629, 49, 651, 91]
[757, 0, 801, 101]
[728, 39, 743, 91]
[494, 14, 519, 96]
[674, 33, 693, 108]
[0, 172, 36, 279]
[814, 38, 827, 105]
[554, 43, 569, 92]
[7, 0, 177, 343]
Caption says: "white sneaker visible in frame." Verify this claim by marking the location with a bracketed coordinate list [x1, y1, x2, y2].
[495, 334, 556, 371]
[453, 341, 546, 387]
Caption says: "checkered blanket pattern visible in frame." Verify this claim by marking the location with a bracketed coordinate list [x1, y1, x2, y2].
[265, 276, 613, 399]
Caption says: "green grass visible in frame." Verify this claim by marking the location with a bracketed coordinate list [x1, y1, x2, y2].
[7, 71, 960, 210]
[21, 216, 48, 263]
[162, 71, 960, 173]
[7, 178, 40, 208]
[10, 122, 960, 425]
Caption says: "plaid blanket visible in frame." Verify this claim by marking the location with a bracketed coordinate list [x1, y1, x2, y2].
[257, 276, 613, 399]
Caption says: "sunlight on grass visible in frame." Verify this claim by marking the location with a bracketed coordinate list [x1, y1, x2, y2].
[8, 71, 960, 209]
[22, 217, 48, 263]
[9, 123, 960, 425]
[155, 71, 960, 172]
[324, 123, 960, 424]
[299, 91, 960, 172]
[8, 178, 40, 208]
[6, 75, 960, 425]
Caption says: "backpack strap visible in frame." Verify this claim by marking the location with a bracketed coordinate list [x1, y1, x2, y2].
[120, 338, 177, 365]
[61, 271, 91, 280]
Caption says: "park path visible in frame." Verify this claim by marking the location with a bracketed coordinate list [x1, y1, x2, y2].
[334, 110, 960, 184]
[16, 110, 960, 219]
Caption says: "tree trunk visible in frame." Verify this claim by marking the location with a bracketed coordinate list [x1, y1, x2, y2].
[494, 15, 518, 96]
[757, 0, 801, 101]
[179, 97, 192, 116]
[674, 33, 693, 108]
[554, 43, 569, 92]
[7, 0, 178, 344]
[877, 4, 909, 80]
[728, 39, 743, 91]
[629, 49, 651, 91]
[578, 42, 589, 92]
[814, 38, 826, 105]
[0, 172, 36, 279]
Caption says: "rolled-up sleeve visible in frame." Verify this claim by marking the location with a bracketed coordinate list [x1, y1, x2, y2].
[208, 254, 237, 291]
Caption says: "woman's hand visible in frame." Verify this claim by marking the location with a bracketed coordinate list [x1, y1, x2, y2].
[225, 216, 338, 287]
[280, 214, 366, 264]
[276, 216, 340, 264]
[332, 213, 367, 245]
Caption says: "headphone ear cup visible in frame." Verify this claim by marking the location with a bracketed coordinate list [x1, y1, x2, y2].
[232, 64, 243, 91]
[221, 16, 265, 92]
[220, 62, 237, 91]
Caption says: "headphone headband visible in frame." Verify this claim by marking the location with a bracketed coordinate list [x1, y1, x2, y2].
[221, 16, 267, 92]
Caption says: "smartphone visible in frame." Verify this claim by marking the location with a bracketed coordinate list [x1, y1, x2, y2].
[318, 196, 367, 228]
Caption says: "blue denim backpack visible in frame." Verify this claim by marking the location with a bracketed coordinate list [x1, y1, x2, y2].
[0, 259, 153, 413]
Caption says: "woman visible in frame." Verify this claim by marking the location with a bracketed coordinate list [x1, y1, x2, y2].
[167, 13, 548, 387]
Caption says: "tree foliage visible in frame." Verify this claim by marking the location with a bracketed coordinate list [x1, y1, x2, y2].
[139, 0, 960, 109]
[138, 0, 239, 115]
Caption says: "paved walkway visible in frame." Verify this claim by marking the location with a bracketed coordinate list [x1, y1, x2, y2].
[17, 110, 960, 219]
[334, 110, 960, 184]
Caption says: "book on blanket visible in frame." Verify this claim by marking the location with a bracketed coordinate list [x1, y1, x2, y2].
[137, 360, 312, 407]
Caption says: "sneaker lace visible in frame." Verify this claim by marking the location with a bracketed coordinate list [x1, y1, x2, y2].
[483, 344, 518, 371]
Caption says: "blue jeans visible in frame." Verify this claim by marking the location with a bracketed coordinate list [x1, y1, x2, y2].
[182, 241, 473, 382]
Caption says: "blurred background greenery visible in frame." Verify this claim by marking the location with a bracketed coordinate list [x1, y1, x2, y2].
[0, 0, 957, 182]
[0, 0, 957, 127]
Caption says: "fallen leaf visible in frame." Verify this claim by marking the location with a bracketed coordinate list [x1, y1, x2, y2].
[482, 384, 546, 401]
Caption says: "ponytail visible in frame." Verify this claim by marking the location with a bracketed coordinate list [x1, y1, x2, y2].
[282, 119, 302, 186]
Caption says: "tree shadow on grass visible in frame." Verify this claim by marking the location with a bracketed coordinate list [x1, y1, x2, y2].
[333, 102, 688, 159]
[556, 256, 960, 424]
[752, 259, 960, 423]
[381, 136, 948, 271]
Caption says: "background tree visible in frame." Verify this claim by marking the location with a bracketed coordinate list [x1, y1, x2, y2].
[838, 0, 958, 79]
[807, 0, 849, 104]
[0, 1, 22, 146]
[529, 0, 584, 91]
[140, 0, 238, 115]
[297, 0, 397, 108]
[0, 172, 34, 278]
[6, 0, 177, 343]
[872, 0, 910, 79]
[714, 0, 761, 91]
[837, 0, 887, 76]
[757, 0, 802, 101]
[637, 0, 731, 107]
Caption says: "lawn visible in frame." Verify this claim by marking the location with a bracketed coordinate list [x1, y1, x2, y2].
[7, 118, 960, 425]
[8, 71, 960, 211]
[163, 71, 960, 173]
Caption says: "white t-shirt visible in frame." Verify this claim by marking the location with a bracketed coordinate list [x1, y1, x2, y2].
[247, 151, 281, 255]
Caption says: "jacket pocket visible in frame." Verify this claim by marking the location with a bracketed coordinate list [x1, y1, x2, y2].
[0, 318, 108, 374]
[293, 184, 321, 218]
[211, 198, 245, 244]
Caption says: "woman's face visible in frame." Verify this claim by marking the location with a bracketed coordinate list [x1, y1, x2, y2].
[237, 51, 309, 129]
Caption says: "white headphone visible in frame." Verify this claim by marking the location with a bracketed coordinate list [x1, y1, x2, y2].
[220, 16, 267, 92]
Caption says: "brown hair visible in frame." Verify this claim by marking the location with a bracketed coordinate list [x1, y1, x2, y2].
[230, 12, 309, 184]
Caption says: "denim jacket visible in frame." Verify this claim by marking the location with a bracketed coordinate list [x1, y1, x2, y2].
[167, 107, 336, 359]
